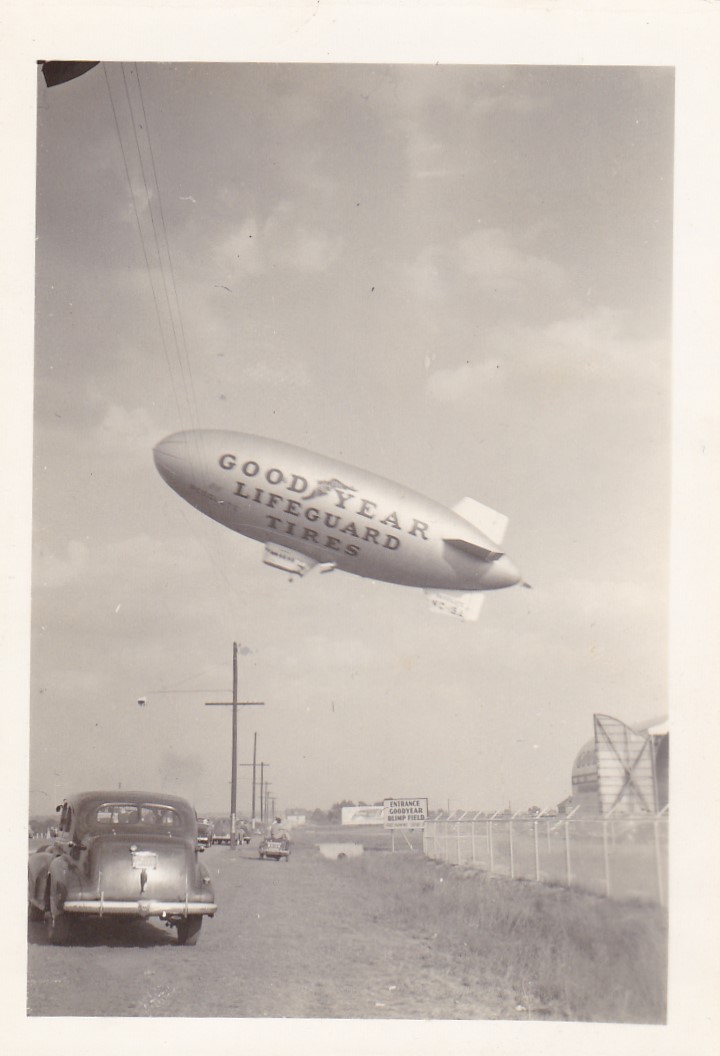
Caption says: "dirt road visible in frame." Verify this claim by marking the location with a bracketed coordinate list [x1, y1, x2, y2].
[27, 835, 502, 1019]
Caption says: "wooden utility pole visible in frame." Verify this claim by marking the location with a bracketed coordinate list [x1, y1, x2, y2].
[259, 762, 270, 825]
[205, 642, 264, 846]
[251, 732, 258, 825]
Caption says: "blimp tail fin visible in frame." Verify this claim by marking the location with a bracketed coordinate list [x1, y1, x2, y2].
[424, 589, 486, 622]
[452, 497, 509, 544]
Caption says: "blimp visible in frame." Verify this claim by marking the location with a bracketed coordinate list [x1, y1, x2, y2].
[153, 430, 524, 620]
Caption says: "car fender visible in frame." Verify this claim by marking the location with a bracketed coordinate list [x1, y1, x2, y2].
[48, 854, 82, 905]
[28, 850, 53, 907]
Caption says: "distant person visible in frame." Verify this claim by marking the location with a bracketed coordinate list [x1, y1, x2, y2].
[270, 816, 289, 842]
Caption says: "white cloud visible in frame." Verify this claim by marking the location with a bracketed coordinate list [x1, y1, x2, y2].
[280, 230, 340, 272]
[404, 246, 448, 300]
[555, 576, 663, 621]
[426, 358, 506, 403]
[244, 357, 312, 390]
[35, 539, 89, 589]
[34, 533, 180, 593]
[457, 227, 566, 295]
[213, 219, 263, 277]
[402, 225, 566, 306]
[540, 310, 668, 388]
[291, 633, 377, 670]
[100, 403, 158, 446]
[267, 213, 342, 273]
[425, 307, 669, 404]
[214, 205, 342, 277]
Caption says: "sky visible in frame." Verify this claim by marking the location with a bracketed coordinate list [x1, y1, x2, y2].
[29, 61, 674, 819]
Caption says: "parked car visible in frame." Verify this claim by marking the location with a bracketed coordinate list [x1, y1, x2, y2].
[28, 791, 217, 945]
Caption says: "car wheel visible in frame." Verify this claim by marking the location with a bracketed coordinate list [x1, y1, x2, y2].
[176, 916, 203, 946]
[28, 870, 46, 921]
[47, 912, 74, 944]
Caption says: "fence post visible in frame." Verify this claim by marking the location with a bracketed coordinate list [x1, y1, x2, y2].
[509, 817, 515, 879]
[602, 817, 611, 898]
[564, 806, 579, 888]
[654, 816, 665, 906]
[565, 818, 572, 888]
[471, 814, 477, 866]
[533, 819, 540, 882]
[489, 819, 495, 875]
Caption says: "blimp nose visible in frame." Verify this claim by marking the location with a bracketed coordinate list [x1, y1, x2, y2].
[481, 553, 522, 591]
[153, 432, 192, 487]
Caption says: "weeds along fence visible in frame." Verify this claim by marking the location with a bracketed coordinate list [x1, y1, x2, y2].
[423, 810, 668, 906]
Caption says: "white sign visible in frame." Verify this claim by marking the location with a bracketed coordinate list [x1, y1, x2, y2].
[383, 798, 428, 829]
[342, 805, 385, 826]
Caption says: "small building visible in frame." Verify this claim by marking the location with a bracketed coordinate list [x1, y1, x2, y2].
[285, 814, 306, 829]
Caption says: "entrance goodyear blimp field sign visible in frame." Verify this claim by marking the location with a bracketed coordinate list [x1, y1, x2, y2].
[383, 798, 428, 829]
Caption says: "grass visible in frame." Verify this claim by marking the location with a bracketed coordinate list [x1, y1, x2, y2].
[302, 829, 668, 1023]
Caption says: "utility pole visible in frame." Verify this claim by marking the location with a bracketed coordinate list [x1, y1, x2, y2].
[251, 732, 258, 826]
[205, 642, 264, 846]
[259, 762, 270, 825]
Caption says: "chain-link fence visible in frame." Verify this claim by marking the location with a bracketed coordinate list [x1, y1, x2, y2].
[423, 810, 668, 905]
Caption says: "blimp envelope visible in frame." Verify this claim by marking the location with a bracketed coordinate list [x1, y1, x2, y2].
[153, 430, 523, 620]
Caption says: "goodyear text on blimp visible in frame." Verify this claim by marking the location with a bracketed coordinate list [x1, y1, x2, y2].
[219, 452, 431, 559]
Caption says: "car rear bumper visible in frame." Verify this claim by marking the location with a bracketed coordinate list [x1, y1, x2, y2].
[62, 899, 217, 918]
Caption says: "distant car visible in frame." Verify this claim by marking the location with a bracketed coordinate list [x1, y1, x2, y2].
[28, 791, 217, 945]
[196, 820, 214, 849]
[259, 833, 290, 862]
[210, 827, 251, 846]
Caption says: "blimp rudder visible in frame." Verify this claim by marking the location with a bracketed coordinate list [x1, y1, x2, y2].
[153, 429, 524, 621]
[451, 496, 510, 546]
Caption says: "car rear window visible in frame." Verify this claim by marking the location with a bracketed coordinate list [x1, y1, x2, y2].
[94, 803, 183, 829]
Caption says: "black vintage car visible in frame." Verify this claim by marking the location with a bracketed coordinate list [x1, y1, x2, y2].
[28, 791, 217, 945]
[196, 820, 215, 849]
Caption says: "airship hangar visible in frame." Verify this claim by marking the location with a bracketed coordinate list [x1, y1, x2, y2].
[570, 714, 669, 816]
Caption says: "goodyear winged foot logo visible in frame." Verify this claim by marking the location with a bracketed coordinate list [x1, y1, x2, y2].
[303, 478, 357, 504]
